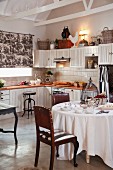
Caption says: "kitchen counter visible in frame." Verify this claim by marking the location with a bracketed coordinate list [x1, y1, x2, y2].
[0, 84, 83, 90]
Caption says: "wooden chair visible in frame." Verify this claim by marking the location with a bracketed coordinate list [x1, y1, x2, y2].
[34, 106, 79, 170]
[52, 93, 70, 106]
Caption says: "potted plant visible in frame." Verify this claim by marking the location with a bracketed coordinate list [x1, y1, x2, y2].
[46, 70, 53, 76]
[0, 79, 6, 88]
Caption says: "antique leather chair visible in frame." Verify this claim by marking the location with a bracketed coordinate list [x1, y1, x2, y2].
[52, 93, 70, 106]
[34, 106, 79, 170]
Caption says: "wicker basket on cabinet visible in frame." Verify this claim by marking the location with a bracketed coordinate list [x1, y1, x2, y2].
[37, 38, 50, 50]
[101, 27, 113, 44]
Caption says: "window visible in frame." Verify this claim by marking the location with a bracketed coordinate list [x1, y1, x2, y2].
[0, 68, 32, 77]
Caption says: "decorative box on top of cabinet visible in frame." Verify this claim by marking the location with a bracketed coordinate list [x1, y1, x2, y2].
[98, 43, 113, 65]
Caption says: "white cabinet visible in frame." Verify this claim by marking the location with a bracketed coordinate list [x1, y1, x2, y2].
[0, 90, 10, 104]
[98, 43, 113, 64]
[10, 88, 37, 113]
[33, 50, 48, 67]
[34, 50, 56, 68]
[56, 49, 70, 58]
[46, 50, 56, 68]
[36, 87, 45, 107]
[70, 47, 85, 67]
[43, 86, 52, 109]
[84, 46, 98, 56]
[65, 89, 81, 101]
[10, 89, 25, 112]
[0, 90, 11, 120]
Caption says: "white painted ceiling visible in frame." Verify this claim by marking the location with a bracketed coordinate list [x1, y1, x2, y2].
[0, 0, 113, 26]
[0, 0, 53, 21]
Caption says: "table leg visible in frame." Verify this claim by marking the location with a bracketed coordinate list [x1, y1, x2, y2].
[13, 109, 18, 145]
[86, 153, 90, 163]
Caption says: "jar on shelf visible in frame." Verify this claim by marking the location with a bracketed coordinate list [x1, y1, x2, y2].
[88, 59, 93, 69]
[50, 41, 55, 50]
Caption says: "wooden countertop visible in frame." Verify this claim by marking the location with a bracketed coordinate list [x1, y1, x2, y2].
[0, 84, 83, 90]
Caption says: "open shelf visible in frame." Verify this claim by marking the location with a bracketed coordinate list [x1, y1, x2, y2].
[85, 56, 98, 69]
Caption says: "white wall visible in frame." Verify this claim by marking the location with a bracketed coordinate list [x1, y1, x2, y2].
[46, 9, 113, 43]
[0, 19, 46, 49]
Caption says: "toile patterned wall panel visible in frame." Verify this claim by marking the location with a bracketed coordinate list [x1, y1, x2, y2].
[0, 31, 33, 68]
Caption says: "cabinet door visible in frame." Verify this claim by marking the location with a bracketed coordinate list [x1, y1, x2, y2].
[70, 47, 85, 67]
[111, 44, 113, 63]
[10, 89, 24, 112]
[36, 87, 45, 106]
[98, 44, 112, 64]
[43, 87, 52, 109]
[46, 50, 56, 68]
[56, 49, 70, 58]
[10, 88, 37, 113]
[0, 90, 10, 104]
[65, 89, 74, 101]
[73, 90, 81, 101]
[39, 50, 48, 67]
[84, 46, 99, 56]
[33, 50, 48, 67]
[65, 89, 81, 101]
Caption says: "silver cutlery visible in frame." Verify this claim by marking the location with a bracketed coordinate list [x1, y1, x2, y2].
[96, 110, 109, 114]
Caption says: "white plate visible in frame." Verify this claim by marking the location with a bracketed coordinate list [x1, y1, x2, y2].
[60, 107, 72, 111]
[98, 103, 113, 110]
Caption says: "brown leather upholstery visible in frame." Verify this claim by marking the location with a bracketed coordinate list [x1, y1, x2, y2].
[34, 106, 79, 170]
[52, 93, 70, 106]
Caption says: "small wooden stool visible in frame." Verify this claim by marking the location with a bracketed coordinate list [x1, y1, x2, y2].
[22, 91, 36, 119]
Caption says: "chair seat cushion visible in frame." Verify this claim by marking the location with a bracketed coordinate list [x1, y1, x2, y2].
[54, 129, 75, 142]
[39, 129, 75, 142]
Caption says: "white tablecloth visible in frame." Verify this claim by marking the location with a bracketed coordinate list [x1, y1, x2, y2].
[52, 102, 113, 168]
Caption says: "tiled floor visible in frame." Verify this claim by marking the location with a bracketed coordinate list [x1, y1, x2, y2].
[0, 114, 112, 170]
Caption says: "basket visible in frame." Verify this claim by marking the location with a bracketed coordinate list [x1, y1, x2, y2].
[37, 38, 50, 50]
[58, 39, 73, 49]
[101, 27, 113, 44]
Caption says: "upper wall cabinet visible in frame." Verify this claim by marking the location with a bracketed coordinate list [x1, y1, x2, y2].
[34, 50, 56, 68]
[46, 50, 56, 68]
[98, 43, 113, 65]
[84, 46, 99, 56]
[56, 49, 70, 58]
[34, 50, 48, 67]
[70, 47, 85, 67]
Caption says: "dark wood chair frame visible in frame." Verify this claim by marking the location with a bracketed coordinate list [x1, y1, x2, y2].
[34, 106, 79, 170]
[52, 93, 70, 106]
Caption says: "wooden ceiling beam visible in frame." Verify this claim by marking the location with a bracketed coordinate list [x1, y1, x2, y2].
[88, 0, 94, 10]
[1, 0, 82, 21]
[34, 3, 113, 26]
[82, 0, 94, 10]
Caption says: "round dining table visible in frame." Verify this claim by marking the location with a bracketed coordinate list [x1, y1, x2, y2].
[52, 101, 113, 168]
